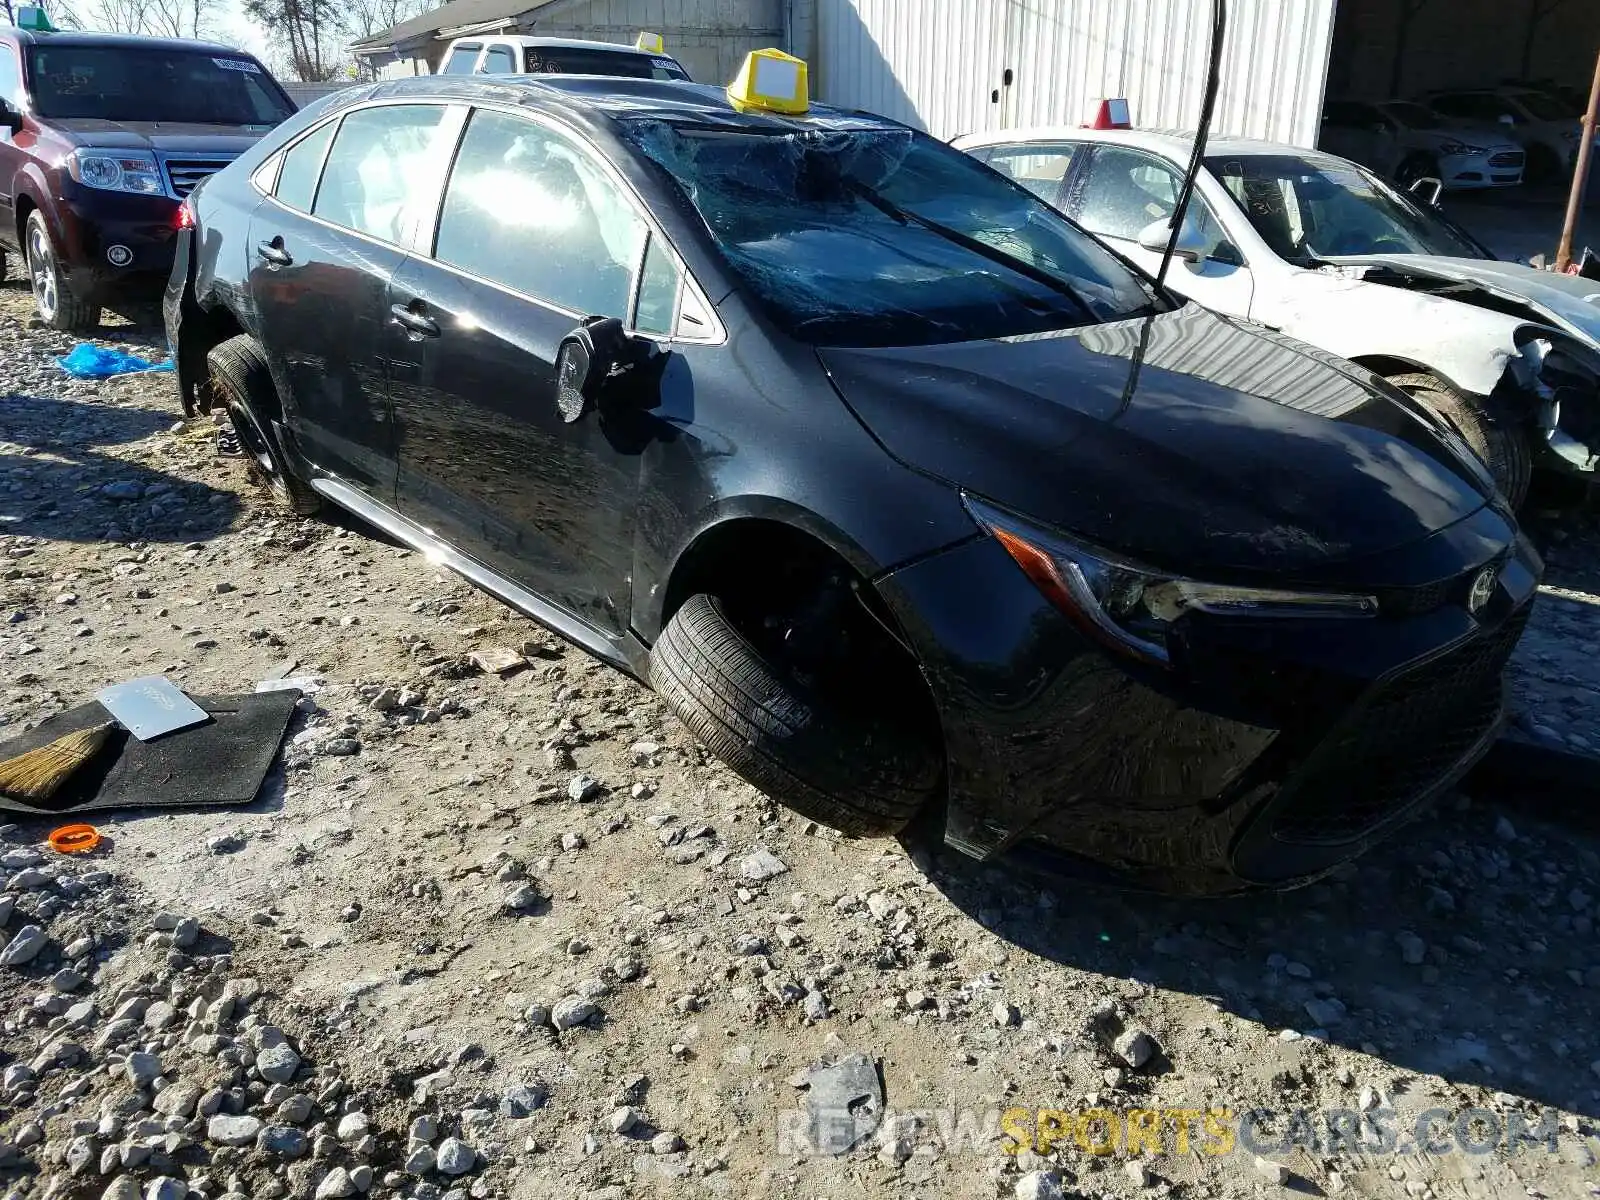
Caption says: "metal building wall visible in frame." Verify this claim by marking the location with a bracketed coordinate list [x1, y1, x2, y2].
[817, 0, 1339, 147]
[531, 0, 787, 86]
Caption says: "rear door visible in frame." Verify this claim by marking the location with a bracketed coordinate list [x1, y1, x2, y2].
[1067, 143, 1255, 318]
[245, 102, 458, 498]
[384, 105, 676, 635]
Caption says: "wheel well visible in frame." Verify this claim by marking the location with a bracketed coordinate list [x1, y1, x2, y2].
[15, 194, 35, 250]
[661, 520, 847, 630]
[1349, 354, 1431, 381]
[182, 308, 256, 418]
[662, 519, 935, 700]
[659, 517, 948, 823]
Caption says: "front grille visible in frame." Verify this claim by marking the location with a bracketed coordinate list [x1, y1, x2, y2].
[1268, 610, 1528, 845]
[1489, 152, 1525, 168]
[1375, 576, 1457, 616]
[162, 157, 234, 198]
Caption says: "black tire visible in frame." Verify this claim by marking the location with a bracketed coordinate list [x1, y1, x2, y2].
[206, 334, 321, 517]
[1394, 154, 1439, 189]
[651, 593, 941, 836]
[1389, 371, 1532, 507]
[25, 211, 100, 333]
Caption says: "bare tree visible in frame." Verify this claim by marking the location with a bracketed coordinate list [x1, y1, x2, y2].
[1520, 0, 1577, 79]
[143, 0, 221, 40]
[241, 0, 345, 80]
[59, 0, 153, 34]
[342, 0, 429, 44]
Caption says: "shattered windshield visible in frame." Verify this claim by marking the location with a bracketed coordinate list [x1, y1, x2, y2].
[619, 120, 1163, 346]
[1206, 154, 1486, 264]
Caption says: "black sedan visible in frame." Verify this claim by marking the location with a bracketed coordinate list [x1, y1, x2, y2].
[165, 73, 1541, 895]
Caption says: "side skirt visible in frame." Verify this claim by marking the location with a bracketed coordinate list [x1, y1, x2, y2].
[308, 476, 652, 682]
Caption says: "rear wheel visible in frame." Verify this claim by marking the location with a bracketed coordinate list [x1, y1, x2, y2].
[26, 211, 100, 333]
[651, 590, 942, 837]
[1389, 371, 1532, 507]
[206, 334, 321, 517]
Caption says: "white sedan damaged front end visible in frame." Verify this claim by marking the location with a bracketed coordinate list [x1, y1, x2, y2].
[1507, 330, 1599, 472]
[1337, 254, 1600, 476]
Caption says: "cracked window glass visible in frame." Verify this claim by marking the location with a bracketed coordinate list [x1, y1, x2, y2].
[619, 120, 1162, 347]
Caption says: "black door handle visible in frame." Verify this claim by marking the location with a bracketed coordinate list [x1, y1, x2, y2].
[255, 239, 291, 266]
[390, 302, 440, 338]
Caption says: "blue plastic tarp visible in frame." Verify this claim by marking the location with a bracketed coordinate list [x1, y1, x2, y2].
[56, 343, 175, 379]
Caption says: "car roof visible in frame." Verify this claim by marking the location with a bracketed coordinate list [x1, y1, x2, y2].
[453, 35, 665, 56]
[0, 27, 252, 54]
[352, 74, 903, 133]
[952, 125, 1346, 165]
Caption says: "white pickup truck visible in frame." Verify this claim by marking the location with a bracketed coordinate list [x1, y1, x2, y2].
[437, 35, 691, 82]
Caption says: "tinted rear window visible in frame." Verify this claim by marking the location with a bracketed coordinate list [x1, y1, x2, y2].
[26, 45, 293, 124]
[524, 47, 689, 80]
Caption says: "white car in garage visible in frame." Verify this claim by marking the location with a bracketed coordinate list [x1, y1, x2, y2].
[953, 126, 1600, 504]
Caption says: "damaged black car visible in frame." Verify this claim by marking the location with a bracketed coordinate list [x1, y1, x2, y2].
[165, 74, 1542, 894]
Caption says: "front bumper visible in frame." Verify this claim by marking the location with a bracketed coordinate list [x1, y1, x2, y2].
[54, 184, 181, 304]
[878, 504, 1541, 895]
[1439, 151, 1524, 189]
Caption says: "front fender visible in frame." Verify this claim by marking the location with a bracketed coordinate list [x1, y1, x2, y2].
[12, 164, 63, 244]
[1271, 268, 1522, 397]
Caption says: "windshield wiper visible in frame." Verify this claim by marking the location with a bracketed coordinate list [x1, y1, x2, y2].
[841, 178, 1097, 322]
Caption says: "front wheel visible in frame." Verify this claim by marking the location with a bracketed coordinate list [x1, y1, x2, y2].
[25, 211, 100, 333]
[1394, 154, 1440, 189]
[1389, 372, 1532, 507]
[651, 593, 941, 836]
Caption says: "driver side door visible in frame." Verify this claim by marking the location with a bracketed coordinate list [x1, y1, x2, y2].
[386, 105, 666, 637]
[1066, 144, 1255, 318]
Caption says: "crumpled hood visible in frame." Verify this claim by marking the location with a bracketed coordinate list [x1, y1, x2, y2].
[1336, 253, 1600, 349]
[51, 119, 270, 155]
[819, 304, 1492, 579]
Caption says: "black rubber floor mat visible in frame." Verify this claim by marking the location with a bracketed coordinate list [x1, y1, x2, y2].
[0, 691, 300, 816]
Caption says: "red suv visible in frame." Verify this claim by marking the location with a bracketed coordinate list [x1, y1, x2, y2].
[0, 28, 295, 330]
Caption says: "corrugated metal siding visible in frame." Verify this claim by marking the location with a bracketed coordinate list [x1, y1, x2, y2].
[816, 0, 1007, 135]
[818, 0, 1338, 147]
[530, 0, 785, 84]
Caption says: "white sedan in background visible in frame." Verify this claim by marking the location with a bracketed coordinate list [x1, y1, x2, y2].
[1318, 99, 1525, 191]
[953, 126, 1600, 505]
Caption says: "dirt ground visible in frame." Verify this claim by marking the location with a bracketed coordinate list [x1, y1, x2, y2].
[2, 276, 1600, 1200]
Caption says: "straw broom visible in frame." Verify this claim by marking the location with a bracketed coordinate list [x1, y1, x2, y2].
[0, 724, 114, 803]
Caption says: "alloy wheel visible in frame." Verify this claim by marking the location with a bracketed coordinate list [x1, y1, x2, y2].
[27, 221, 58, 323]
[224, 399, 280, 491]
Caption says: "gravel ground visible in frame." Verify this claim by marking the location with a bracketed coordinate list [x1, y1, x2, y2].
[2, 275, 1600, 1200]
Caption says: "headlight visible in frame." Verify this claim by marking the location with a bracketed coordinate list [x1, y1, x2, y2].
[964, 496, 1378, 668]
[69, 149, 165, 196]
[1438, 141, 1485, 155]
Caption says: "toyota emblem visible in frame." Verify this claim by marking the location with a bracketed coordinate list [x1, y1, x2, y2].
[1467, 567, 1497, 615]
[106, 244, 133, 267]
